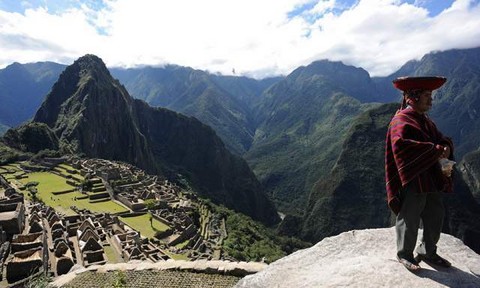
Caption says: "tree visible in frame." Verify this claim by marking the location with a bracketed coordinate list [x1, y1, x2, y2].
[28, 186, 39, 202]
[144, 199, 157, 210]
[81, 179, 93, 191]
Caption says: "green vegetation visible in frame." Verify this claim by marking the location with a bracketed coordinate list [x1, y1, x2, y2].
[302, 103, 398, 242]
[175, 239, 190, 250]
[54, 165, 84, 181]
[25, 273, 52, 288]
[73, 199, 127, 214]
[110, 270, 126, 288]
[0, 162, 25, 180]
[0, 141, 29, 165]
[144, 199, 157, 210]
[246, 80, 379, 215]
[1, 122, 58, 153]
[119, 214, 170, 239]
[104, 245, 123, 264]
[18, 172, 73, 193]
[205, 202, 311, 263]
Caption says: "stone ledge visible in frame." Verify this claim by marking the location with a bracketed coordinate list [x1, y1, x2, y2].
[50, 260, 268, 287]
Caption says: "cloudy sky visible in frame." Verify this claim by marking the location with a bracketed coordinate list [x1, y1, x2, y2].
[0, 0, 479, 78]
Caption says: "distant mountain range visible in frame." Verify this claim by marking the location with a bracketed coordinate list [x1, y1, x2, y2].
[0, 61, 65, 128]
[1, 47, 480, 253]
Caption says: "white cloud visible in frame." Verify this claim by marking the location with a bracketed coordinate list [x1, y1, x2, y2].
[0, 0, 479, 78]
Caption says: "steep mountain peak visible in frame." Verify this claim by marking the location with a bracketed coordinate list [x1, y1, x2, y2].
[74, 54, 109, 72]
[71, 54, 113, 84]
[286, 59, 375, 102]
[299, 59, 369, 77]
[33, 54, 127, 128]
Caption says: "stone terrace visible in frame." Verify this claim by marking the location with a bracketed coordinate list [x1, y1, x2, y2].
[51, 260, 267, 288]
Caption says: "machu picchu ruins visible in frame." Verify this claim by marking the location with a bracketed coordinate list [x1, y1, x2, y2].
[0, 156, 233, 286]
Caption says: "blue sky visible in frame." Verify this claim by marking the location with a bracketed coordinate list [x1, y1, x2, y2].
[0, 0, 479, 78]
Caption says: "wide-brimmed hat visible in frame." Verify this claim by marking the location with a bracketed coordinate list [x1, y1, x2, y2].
[393, 76, 447, 91]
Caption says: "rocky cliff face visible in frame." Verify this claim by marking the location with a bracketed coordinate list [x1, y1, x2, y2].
[236, 228, 480, 288]
[459, 149, 480, 204]
[302, 103, 397, 241]
[31, 54, 279, 225]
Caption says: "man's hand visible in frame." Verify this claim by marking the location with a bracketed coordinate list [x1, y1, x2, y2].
[440, 145, 450, 159]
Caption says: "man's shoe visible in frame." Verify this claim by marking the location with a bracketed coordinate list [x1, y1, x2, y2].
[415, 253, 451, 268]
[397, 255, 421, 271]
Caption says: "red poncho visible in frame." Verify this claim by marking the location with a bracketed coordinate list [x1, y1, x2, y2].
[385, 107, 454, 214]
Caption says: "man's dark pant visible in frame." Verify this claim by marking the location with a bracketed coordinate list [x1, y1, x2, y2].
[395, 182, 444, 260]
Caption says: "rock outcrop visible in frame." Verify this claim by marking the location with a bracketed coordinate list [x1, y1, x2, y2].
[460, 149, 480, 203]
[235, 227, 480, 288]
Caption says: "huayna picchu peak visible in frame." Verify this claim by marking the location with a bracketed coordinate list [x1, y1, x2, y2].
[24, 54, 280, 226]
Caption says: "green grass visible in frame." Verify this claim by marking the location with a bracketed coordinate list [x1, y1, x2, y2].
[18, 172, 73, 192]
[74, 198, 128, 214]
[104, 245, 123, 264]
[175, 239, 190, 250]
[164, 251, 190, 261]
[58, 164, 75, 171]
[0, 163, 24, 180]
[119, 214, 170, 239]
[17, 171, 127, 215]
[54, 165, 84, 181]
[0, 163, 22, 171]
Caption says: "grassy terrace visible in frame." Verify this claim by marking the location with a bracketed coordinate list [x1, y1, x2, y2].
[15, 172, 127, 215]
[104, 245, 124, 264]
[0, 163, 25, 180]
[54, 165, 84, 182]
[120, 213, 169, 239]
[118, 214, 189, 260]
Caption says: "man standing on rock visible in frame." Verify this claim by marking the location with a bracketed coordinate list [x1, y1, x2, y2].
[385, 76, 454, 271]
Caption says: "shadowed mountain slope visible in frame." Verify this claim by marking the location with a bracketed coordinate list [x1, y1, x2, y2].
[302, 103, 397, 241]
[460, 149, 480, 203]
[110, 66, 278, 154]
[29, 54, 280, 225]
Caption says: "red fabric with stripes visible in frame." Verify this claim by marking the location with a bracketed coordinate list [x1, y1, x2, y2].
[385, 107, 454, 214]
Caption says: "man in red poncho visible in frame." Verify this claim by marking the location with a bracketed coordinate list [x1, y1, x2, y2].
[385, 76, 454, 271]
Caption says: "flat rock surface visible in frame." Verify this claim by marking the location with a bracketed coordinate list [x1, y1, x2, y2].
[235, 227, 480, 288]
